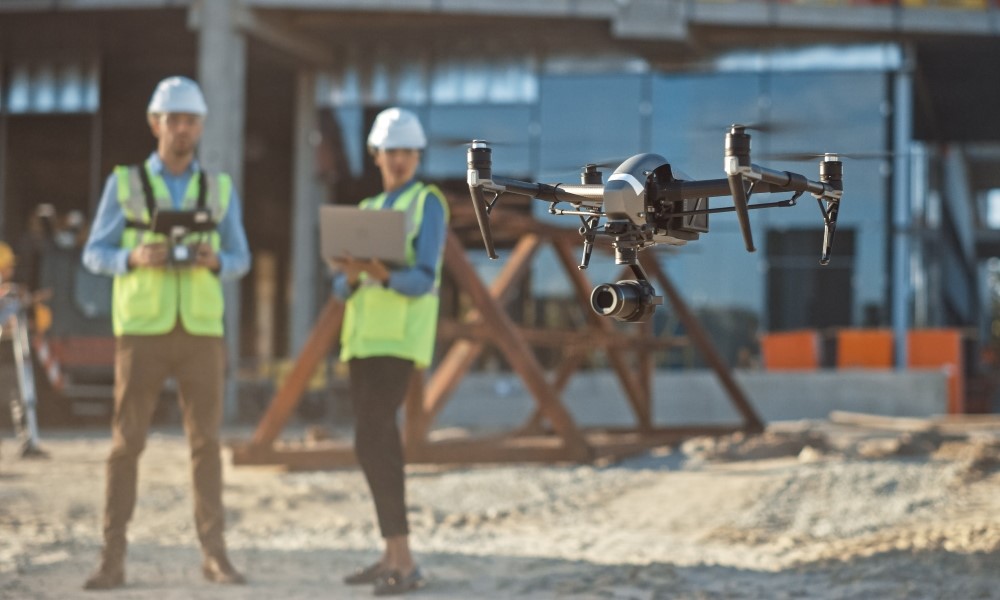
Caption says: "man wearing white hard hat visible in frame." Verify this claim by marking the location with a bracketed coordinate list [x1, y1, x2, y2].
[81, 76, 250, 590]
[330, 107, 448, 595]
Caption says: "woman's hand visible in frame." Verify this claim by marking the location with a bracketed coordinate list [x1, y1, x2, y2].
[331, 256, 390, 287]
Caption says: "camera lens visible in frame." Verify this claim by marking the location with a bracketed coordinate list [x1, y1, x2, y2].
[590, 280, 656, 323]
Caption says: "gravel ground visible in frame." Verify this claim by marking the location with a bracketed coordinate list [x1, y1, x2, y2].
[1, 424, 999, 599]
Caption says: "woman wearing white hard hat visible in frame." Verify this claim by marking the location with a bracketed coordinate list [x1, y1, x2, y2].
[81, 75, 251, 590]
[330, 107, 449, 595]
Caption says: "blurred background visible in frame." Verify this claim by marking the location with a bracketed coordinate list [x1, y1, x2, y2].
[2, 0, 999, 429]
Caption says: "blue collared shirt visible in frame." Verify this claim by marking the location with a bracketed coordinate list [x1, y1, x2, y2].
[82, 152, 251, 281]
[331, 179, 447, 299]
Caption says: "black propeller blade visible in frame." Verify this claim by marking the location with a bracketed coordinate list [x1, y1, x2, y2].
[760, 151, 896, 162]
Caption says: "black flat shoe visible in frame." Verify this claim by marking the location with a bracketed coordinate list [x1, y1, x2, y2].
[373, 567, 425, 596]
[201, 555, 247, 585]
[343, 561, 385, 585]
[83, 567, 124, 591]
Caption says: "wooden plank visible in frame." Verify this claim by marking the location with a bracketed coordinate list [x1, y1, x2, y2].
[443, 232, 593, 461]
[402, 369, 426, 456]
[251, 298, 344, 446]
[231, 425, 746, 469]
[436, 319, 682, 349]
[641, 253, 765, 433]
[828, 410, 937, 432]
[419, 233, 542, 439]
[551, 237, 652, 428]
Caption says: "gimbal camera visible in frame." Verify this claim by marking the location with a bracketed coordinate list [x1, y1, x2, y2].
[466, 125, 844, 323]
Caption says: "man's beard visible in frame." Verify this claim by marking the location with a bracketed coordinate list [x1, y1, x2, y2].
[170, 138, 196, 158]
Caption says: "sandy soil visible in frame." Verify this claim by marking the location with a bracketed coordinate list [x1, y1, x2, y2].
[1, 423, 999, 600]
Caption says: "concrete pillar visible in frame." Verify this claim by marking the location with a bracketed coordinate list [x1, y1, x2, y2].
[289, 70, 323, 355]
[194, 0, 247, 421]
[891, 47, 914, 369]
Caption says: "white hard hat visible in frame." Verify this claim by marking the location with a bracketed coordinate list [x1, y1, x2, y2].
[367, 108, 426, 150]
[147, 76, 208, 115]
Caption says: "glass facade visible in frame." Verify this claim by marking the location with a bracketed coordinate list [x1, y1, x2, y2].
[3, 61, 99, 114]
[316, 45, 906, 333]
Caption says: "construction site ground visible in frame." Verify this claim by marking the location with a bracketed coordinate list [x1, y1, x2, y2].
[1, 413, 999, 599]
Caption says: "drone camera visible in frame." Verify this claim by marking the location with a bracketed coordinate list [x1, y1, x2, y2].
[590, 279, 661, 323]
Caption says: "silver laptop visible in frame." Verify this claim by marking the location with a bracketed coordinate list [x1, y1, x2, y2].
[319, 205, 409, 267]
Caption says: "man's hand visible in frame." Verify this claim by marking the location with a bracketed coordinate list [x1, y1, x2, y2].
[128, 243, 169, 268]
[329, 255, 390, 287]
[193, 243, 221, 271]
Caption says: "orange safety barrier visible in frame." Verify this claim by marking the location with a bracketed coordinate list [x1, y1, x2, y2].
[760, 330, 820, 370]
[908, 329, 964, 414]
[836, 329, 894, 369]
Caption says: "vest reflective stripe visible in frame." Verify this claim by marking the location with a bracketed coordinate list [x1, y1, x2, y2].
[340, 182, 449, 368]
[112, 161, 231, 337]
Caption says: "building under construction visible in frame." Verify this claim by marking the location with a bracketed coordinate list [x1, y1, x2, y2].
[2, 0, 1000, 429]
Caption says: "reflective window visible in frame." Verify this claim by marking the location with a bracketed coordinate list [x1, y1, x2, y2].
[423, 105, 534, 179]
[538, 74, 647, 183]
[4, 61, 99, 114]
[987, 189, 1000, 229]
[317, 50, 538, 108]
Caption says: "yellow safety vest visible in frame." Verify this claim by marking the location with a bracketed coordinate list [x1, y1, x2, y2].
[340, 182, 449, 368]
[112, 160, 231, 337]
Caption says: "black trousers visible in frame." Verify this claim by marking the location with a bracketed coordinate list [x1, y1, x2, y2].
[349, 356, 414, 539]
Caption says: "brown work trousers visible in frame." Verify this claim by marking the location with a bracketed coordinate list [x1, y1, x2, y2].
[101, 324, 227, 563]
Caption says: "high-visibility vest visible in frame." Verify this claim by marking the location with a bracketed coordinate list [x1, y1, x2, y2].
[339, 182, 449, 368]
[111, 160, 231, 337]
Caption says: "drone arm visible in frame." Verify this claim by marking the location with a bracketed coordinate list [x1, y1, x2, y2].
[748, 164, 831, 197]
[467, 140, 606, 259]
[672, 179, 733, 199]
[491, 176, 604, 207]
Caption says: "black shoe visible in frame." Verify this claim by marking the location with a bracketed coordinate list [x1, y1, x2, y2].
[202, 555, 247, 585]
[83, 567, 125, 591]
[20, 443, 49, 459]
[373, 567, 425, 596]
[343, 561, 386, 585]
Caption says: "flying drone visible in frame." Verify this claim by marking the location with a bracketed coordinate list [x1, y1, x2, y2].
[466, 124, 844, 323]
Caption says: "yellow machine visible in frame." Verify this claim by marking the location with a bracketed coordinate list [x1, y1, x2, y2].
[0, 241, 48, 457]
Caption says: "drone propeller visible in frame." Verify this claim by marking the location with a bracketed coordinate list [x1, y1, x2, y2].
[694, 120, 803, 135]
[542, 156, 632, 175]
[427, 135, 522, 149]
[733, 121, 781, 134]
[761, 151, 895, 162]
[583, 158, 629, 169]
